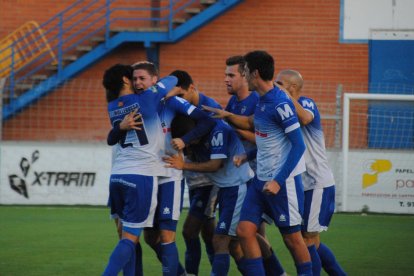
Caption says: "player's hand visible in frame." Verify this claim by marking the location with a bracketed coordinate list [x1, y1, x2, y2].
[119, 109, 143, 131]
[171, 138, 185, 151]
[233, 154, 247, 167]
[263, 180, 281, 195]
[163, 152, 185, 170]
[202, 105, 233, 119]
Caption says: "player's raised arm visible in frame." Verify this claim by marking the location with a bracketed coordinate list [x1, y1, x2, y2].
[202, 105, 254, 131]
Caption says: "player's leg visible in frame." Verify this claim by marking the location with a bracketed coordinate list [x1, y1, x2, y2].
[270, 175, 312, 275]
[236, 178, 266, 275]
[256, 233, 287, 276]
[104, 174, 157, 276]
[304, 186, 346, 276]
[183, 185, 216, 274]
[157, 179, 186, 276]
[212, 184, 246, 276]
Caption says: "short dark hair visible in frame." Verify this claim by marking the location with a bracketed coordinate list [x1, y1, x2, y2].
[170, 70, 194, 90]
[102, 64, 133, 102]
[132, 62, 159, 77]
[225, 55, 245, 75]
[244, 50, 274, 81]
[171, 114, 196, 139]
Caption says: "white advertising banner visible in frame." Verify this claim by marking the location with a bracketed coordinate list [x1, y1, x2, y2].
[0, 142, 190, 207]
[346, 151, 414, 214]
[0, 142, 112, 205]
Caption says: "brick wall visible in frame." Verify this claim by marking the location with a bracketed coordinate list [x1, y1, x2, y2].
[1, 0, 369, 144]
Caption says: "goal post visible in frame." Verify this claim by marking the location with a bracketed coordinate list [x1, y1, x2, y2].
[341, 93, 414, 213]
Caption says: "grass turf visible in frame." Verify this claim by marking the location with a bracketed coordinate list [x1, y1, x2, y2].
[1, 206, 413, 275]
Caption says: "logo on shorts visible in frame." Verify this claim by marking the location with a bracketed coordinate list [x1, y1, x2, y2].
[279, 214, 286, 222]
[219, 222, 226, 229]
[163, 207, 171, 215]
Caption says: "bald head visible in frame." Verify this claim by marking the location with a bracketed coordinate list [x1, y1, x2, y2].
[275, 69, 304, 98]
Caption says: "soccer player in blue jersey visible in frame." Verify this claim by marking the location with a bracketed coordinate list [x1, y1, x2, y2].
[130, 62, 215, 276]
[204, 50, 312, 275]
[224, 55, 287, 276]
[169, 70, 221, 275]
[164, 115, 254, 276]
[103, 63, 167, 276]
[275, 69, 346, 276]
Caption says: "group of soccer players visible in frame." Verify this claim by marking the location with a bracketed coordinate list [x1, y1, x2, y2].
[101, 50, 346, 276]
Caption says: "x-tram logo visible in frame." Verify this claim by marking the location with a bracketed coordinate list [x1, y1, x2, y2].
[8, 150, 96, 199]
[8, 150, 39, 198]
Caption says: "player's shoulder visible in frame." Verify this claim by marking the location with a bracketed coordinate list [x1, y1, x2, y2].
[299, 96, 317, 109]
[200, 92, 222, 109]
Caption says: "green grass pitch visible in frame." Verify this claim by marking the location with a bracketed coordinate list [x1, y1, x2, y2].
[1, 206, 413, 275]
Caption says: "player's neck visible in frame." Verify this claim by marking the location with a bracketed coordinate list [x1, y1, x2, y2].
[236, 88, 250, 101]
[255, 80, 274, 96]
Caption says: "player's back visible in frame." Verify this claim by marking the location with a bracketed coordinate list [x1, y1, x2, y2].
[254, 87, 305, 181]
[108, 89, 167, 176]
[194, 119, 254, 188]
[298, 96, 334, 190]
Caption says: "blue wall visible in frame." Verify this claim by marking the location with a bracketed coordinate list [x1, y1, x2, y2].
[368, 40, 414, 149]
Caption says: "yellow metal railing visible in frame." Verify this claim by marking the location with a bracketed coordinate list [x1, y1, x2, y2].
[0, 21, 57, 78]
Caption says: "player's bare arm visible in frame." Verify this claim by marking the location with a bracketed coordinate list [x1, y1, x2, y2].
[163, 153, 223, 172]
[202, 105, 254, 131]
[235, 128, 256, 144]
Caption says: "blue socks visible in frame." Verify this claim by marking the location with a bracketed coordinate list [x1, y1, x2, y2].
[317, 243, 347, 276]
[263, 251, 285, 276]
[296, 261, 313, 276]
[103, 239, 136, 276]
[242, 257, 265, 276]
[211, 253, 230, 276]
[185, 237, 202, 275]
[161, 242, 179, 276]
[133, 242, 143, 276]
[308, 245, 321, 276]
[154, 242, 185, 276]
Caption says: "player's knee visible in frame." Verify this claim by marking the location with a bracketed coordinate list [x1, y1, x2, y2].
[236, 221, 257, 240]
[213, 234, 231, 252]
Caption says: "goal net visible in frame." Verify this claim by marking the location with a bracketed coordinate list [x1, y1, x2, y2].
[341, 93, 414, 214]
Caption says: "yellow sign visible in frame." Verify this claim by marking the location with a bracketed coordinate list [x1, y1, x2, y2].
[362, 159, 392, 189]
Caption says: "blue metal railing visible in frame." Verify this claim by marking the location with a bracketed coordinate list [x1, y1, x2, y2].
[0, 0, 242, 120]
[0, 0, 199, 100]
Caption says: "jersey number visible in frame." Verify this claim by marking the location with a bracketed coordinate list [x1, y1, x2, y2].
[120, 115, 149, 147]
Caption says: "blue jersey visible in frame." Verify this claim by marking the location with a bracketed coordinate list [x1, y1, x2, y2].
[254, 87, 306, 184]
[225, 92, 259, 171]
[108, 77, 177, 176]
[298, 96, 335, 190]
[159, 96, 216, 182]
[183, 92, 222, 188]
[191, 120, 254, 188]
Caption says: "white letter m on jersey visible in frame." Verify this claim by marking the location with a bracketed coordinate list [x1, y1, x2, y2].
[301, 100, 314, 110]
[276, 104, 294, 120]
[211, 132, 223, 147]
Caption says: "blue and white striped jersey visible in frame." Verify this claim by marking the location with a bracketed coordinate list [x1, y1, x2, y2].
[158, 96, 197, 183]
[108, 77, 177, 176]
[254, 87, 306, 183]
[298, 96, 335, 190]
